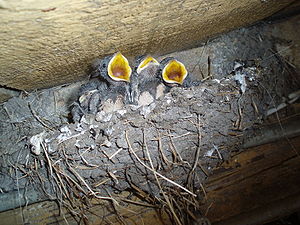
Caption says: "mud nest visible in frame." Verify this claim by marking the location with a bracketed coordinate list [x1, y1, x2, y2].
[2, 66, 270, 224]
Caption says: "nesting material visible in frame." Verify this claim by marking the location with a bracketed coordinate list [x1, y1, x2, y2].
[2, 72, 266, 220]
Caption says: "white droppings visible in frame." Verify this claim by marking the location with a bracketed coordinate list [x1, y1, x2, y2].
[75, 123, 84, 132]
[117, 109, 127, 116]
[30, 131, 45, 155]
[60, 126, 72, 135]
[57, 126, 73, 142]
[233, 61, 244, 71]
[204, 148, 215, 157]
[95, 111, 113, 122]
[234, 72, 247, 93]
[140, 103, 156, 118]
[212, 79, 221, 84]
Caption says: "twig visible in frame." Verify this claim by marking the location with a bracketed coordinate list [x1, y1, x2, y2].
[171, 132, 192, 140]
[15, 150, 25, 225]
[109, 148, 123, 160]
[251, 97, 259, 115]
[143, 132, 183, 225]
[259, 83, 299, 156]
[28, 103, 54, 131]
[68, 166, 117, 202]
[168, 130, 184, 163]
[79, 148, 99, 167]
[205, 202, 213, 217]
[68, 167, 97, 195]
[52, 165, 71, 201]
[197, 162, 209, 177]
[41, 142, 53, 177]
[235, 95, 243, 130]
[213, 144, 223, 161]
[201, 75, 213, 82]
[93, 178, 110, 188]
[108, 171, 119, 184]
[191, 114, 201, 172]
[120, 198, 157, 208]
[104, 189, 127, 225]
[191, 40, 208, 80]
[216, 91, 239, 96]
[58, 168, 87, 195]
[207, 56, 211, 79]
[58, 130, 87, 144]
[51, 169, 65, 200]
[125, 131, 196, 197]
[156, 130, 171, 165]
[263, 45, 292, 62]
[53, 91, 57, 113]
[200, 183, 207, 200]
[81, 155, 99, 168]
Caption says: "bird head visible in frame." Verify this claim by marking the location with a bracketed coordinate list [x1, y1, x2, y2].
[160, 57, 188, 86]
[133, 55, 160, 85]
[100, 52, 132, 84]
[136, 55, 160, 75]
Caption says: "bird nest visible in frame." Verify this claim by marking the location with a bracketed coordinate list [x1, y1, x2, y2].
[21, 71, 265, 224]
[1, 52, 297, 224]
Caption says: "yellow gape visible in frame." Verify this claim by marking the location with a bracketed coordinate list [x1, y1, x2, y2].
[137, 56, 159, 74]
[108, 52, 132, 82]
[162, 59, 188, 85]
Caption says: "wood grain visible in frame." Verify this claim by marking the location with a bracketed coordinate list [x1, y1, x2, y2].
[0, 192, 171, 225]
[0, 0, 295, 91]
[201, 135, 300, 224]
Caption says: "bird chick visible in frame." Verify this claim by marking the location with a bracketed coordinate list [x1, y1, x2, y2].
[71, 79, 108, 122]
[159, 57, 202, 88]
[131, 55, 161, 105]
[71, 52, 132, 122]
[98, 52, 132, 104]
[136, 55, 160, 76]
[160, 57, 188, 86]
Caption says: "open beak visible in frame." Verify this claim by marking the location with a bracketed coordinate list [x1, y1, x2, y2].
[107, 52, 132, 82]
[161, 59, 188, 85]
[136, 56, 159, 74]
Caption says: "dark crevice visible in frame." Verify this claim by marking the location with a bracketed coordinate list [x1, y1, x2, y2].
[0, 84, 22, 92]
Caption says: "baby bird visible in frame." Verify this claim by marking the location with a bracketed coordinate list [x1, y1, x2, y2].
[159, 57, 202, 88]
[130, 55, 161, 105]
[71, 79, 108, 122]
[159, 57, 189, 87]
[98, 52, 132, 103]
[71, 52, 132, 122]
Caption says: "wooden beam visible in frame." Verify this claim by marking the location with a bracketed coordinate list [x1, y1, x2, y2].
[200, 135, 300, 224]
[0, 0, 294, 91]
[267, 0, 300, 21]
[0, 192, 171, 225]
